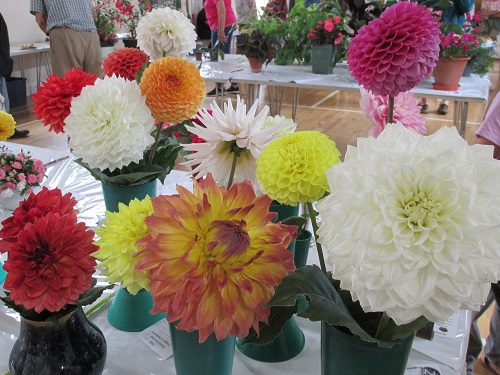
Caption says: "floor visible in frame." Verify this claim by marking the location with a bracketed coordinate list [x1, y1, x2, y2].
[7, 61, 500, 375]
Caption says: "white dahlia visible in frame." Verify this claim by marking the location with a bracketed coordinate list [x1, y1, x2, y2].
[136, 7, 197, 60]
[65, 75, 155, 172]
[182, 96, 296, 187]
[317, 123, 500, 325]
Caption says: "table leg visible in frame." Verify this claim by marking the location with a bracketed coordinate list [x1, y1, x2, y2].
[453, 101, 469, 138]
[267, 86, 284, 116]
[246, 84, 259, 107]
[41, 51, 52, 78]
[292, 88, 300, 122]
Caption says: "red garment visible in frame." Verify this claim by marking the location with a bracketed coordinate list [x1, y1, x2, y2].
[205, 0, 237, 30]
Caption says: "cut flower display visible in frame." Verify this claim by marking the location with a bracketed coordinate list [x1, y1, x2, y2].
[0, 146, 45, 197]
[135, 174, 297, 343]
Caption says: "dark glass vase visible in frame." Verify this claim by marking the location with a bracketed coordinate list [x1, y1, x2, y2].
[9, 307, 107, 375]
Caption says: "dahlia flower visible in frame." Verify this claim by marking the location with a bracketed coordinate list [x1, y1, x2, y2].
[0, 187, 78, 252]
[0, 110, 15, 140]
[32, 69, 98, 133]
[136, 7, 197, 60]
[262, 115, 297, 136]
[317, 123, 500, 325]
[347, 1, 440, 97]
[359, 89, 426, 138]
[94, 196, 154, 295]
[182, 96, 296, 188]
[3, 212, 97, 313]
[136, 174, 296, 342]
[256, 131, 340, 206]
[140, 56, 205, 123]
[103, 47, 148, 81]
[65, 75, 155, 172]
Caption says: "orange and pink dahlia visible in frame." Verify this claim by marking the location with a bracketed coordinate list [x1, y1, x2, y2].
[136, 174, 296, 343]
[139, 56, 205, 123]
[103, 47, 148, 81]
[347, 1, 440, 97]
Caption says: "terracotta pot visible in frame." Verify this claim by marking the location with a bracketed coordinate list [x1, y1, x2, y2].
[248, 57, 263, 73]
[433, 56, 471, 91]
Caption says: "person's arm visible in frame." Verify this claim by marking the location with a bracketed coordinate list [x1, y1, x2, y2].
[34, 12, 47, 34]
[215, 0, 227, 44]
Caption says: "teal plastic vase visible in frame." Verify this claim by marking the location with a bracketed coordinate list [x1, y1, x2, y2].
[0, 261, 6, 285]
[311, 44, 336, 75]
[169, 322, 236, 375]
[107, 288, 165, 332]
[269, 201, 299, 222]
[294, 230, 312, 313]
[101, 179, 157, 213]
[321, 323, 414, 375]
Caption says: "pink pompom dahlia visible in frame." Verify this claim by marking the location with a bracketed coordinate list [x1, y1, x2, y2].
[103, 47, 148, 81]
[348, 1, 440, 97]
[360, 89, 426, 138]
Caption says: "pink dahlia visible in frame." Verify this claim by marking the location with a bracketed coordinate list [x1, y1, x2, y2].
[347, 1, 440, 97]
[103, 47, 148, 81]
[360, 89, 426, 138]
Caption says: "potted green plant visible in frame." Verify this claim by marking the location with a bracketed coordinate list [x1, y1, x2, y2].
[237, 30, 278, 72]
[94, 0, 119, 48]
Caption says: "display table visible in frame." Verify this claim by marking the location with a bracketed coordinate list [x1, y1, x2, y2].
[0, 143, 471, 375]
[10, 42, 51, 87]
[195, 55, 490, 138]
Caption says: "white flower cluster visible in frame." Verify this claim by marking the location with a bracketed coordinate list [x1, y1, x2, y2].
[317, 123, 500, 325]
[65, 75, 155, 172]
[136, 7, 197, 60]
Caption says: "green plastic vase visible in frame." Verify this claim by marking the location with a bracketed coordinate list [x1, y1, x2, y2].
[321, 323, 415, 375]
[169, 322, 236, 375]
[107, 288, 165, 332]
[294, 230, 312, 313]
[311, 44, 336, 75]
[269, 201, 299, 221]
[0, 261, 6, 285]
[101, 179, 157, 213]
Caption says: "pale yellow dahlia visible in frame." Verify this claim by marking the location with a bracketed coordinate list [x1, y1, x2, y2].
[256, 131, 341, 205]
[0, 110, 16, 141]
[93, 196, 154, 295]
[140, 56, 205, 123]
[136, 174, 296, 343]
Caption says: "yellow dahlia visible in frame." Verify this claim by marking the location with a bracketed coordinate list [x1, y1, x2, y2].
[256, 131, 341, 205]
[0, 110, 16, 141]
[93, 196, 154, 295]
[136, 174, 296, 343]
[140, 56, 205, 123]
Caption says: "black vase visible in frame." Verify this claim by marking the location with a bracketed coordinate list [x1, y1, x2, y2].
[123, 38, 138, 49]
[9, 307, 107, 375]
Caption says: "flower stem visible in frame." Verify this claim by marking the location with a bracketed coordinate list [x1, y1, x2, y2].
[226, 151, 238, 189]
[148, 122, 163, 165]
[387, 96, 394, 124]
[375, 312, 391, 339]
[306, 201, 326, 273]
[85, 291, 117, 317]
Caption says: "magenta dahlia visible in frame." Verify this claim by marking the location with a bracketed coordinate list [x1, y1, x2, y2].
[359, 89, 426, 138]
[347, 1, 440, 97]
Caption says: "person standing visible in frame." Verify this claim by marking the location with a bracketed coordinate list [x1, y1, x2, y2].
[0, 12, 29, 138]
[29, 0, 102, 78]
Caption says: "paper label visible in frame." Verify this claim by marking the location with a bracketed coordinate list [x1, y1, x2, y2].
[433, 312, 459, 338]
[137, 319, 173, 360]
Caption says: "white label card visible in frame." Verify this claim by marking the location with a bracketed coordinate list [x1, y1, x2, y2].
[137, 319, 173, 360]
[433, 312, 459, 338]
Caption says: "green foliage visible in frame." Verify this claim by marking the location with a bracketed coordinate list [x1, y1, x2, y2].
[470, 45, 495, 76]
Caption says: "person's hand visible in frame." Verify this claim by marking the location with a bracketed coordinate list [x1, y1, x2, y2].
[218, 31, 227, 44]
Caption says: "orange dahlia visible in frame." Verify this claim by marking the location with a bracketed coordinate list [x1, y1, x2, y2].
[103, 47, 148, 81]
[139, 56, 205, 123]
[136, 174, 296, 343]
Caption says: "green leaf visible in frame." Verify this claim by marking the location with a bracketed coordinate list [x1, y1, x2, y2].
[75, 284, 115, 308]
[243, 304, 298, 345]
[376, 315, 430, 342]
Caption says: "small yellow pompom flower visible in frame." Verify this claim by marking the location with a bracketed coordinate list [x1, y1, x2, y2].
[93, 196, 154, 295]
[256, 130, 341, 205]
[0, 110, 16, 141]
[140, 56, 205, 123]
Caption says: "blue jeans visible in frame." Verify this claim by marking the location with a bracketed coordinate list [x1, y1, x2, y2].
[211, 25, 235, 54]
[0, 75, 10, 112]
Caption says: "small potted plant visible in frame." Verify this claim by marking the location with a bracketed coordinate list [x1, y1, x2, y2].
[115, 0, 152, 48]
[237, 30, 278, 72]
[94, 0, 119, 59]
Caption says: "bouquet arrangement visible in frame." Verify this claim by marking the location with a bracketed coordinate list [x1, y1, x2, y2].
[0, 188, 112, 321]
[439, 32, 481, 58]
[307, 16, 345, 46]
[94, 0, 120, 47]
[0, 146, 45, 197]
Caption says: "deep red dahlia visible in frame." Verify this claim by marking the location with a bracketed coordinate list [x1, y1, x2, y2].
[347, 1, 440, 97]
[103, 47, 148, 81]
[0, 187, 78, 252]
[3, 212, 97, 313]
[32, 69, 97, 133]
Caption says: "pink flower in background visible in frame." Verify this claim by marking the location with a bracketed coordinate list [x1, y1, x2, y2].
[324, 18, 334, 32]
[360, 89, 426, 138]
[27, 174, 36, 184]
[12, 162, 22, 169]
[348, 1, 440, 97]
[17, 173, 25, 181]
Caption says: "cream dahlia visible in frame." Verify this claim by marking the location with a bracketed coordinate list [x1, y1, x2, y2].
[359, 89, 426, 137]
[347, 1, 440, 97]
[182, 96, 296, 187]
[317, 123, 500, 325]
[136, 7, 197, 60]
[65, 75, 155, 172]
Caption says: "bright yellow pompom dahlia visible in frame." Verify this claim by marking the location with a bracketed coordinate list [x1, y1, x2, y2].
[93, 196, 154, 295]
[136, 174, 297, 343]
[140, 56, 205, 123]
[256, 130, 341, 205]
[0, 110, 16, 141]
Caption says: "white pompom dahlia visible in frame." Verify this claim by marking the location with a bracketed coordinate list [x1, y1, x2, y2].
[65, 75, 155, 172]
[317, 123, 500, 325]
